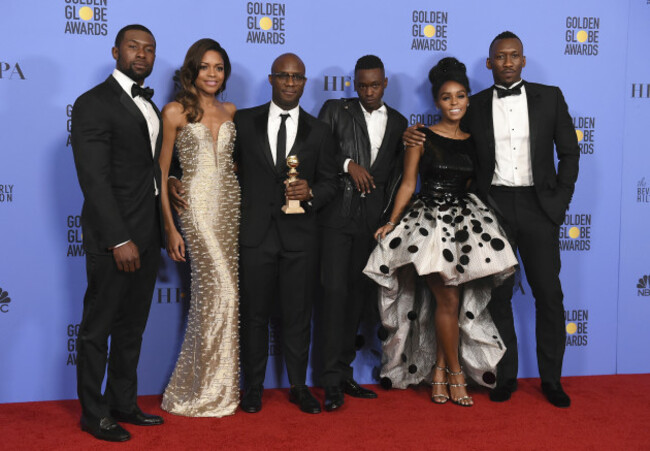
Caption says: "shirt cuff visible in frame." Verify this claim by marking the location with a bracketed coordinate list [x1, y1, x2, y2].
[343, 158, 352, 173]
[112, 240, 131, 249]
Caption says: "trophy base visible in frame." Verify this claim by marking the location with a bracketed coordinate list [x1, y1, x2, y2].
[282, 199, 305, 214]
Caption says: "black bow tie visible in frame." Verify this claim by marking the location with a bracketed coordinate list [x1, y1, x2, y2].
[495, 84, 522, 98]
[131, 84, 154, 101]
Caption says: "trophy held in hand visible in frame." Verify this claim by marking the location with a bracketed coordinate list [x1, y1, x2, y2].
[282, 155, 305, 214]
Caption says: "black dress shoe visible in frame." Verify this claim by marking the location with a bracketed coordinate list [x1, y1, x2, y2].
[541, 382, 571, 408]
[110, 406, 164, 426]
[324, 386, 344, 412]
[289, 385, 321, 414]
[241, 386, 263, 413]
[341, 379, 377, 399]
[81, 416, 130, 442]
[489, 379, 518, 402]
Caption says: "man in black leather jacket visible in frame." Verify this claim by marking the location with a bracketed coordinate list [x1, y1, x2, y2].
[317, 55, 407, 411]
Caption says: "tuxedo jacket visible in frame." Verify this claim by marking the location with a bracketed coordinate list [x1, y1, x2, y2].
[317, 98, 408, 231]
[465, 81, 580, 225]
[71, 75, 163, 254]
[233, 103, 338, 251]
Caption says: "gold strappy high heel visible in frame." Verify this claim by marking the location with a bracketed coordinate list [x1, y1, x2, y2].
[431, 365, 449, 404]
[448, 368, 473, 407]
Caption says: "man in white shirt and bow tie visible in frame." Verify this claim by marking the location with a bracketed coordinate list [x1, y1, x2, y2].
[71, 24, 164, 442]
[404, 31, 579, 408]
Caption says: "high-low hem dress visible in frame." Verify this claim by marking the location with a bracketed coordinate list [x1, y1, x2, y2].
[363, 129, 518, 389]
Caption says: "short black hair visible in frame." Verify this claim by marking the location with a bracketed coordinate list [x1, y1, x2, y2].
[355, 55, 384, 73]
[115, 24, 155, 48]
[489, 31, 522, 54]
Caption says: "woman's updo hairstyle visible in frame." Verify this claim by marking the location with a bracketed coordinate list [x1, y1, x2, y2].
[428, 57, 470, 101]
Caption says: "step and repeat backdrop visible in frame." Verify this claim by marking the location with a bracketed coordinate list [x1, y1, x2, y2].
[1, 0, 649, 403]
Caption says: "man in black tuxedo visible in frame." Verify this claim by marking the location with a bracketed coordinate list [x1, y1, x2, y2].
[235, 53, 338, 414]
[71, 24, 164, 442]
[405, 31, 579, 407]
[317, 55, 407, 411]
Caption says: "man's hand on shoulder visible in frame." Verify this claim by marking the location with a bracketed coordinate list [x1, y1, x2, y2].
[348, 161, 375, 194]
[112, 241, 140, 272]
[403, 123, 426, 147]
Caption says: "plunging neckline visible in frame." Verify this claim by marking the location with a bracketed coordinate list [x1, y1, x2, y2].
[195, 120, 233, 144]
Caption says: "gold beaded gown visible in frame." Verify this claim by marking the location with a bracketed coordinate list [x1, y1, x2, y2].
[161, 121, 240, 417]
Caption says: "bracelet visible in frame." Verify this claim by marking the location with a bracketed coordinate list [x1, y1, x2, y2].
[387, 221, 396, 227]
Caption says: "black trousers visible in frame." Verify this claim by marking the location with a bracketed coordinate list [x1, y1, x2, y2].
[488, 186, 566, 386]
[239, 220, 316, 387]
[319, 215, 377, 387]
[76, 243, 160, 421]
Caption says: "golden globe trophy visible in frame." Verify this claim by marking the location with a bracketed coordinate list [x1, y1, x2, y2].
[282, 155, 305, 214]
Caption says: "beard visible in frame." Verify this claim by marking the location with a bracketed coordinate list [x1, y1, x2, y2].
[116, 50, 153, 83]
[118, 63, 153, 83]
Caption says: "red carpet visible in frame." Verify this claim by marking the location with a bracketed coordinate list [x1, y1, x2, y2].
[1, 375, 649, 450]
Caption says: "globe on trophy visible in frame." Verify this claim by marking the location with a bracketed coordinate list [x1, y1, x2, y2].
[282, 155, 305, 214]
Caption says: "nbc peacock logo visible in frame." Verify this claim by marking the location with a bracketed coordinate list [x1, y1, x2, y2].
[0, 287, 11, 313]
[637, 275, 650, 296]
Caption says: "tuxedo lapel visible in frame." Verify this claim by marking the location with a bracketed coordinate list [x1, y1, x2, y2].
[151, 102, 163, 162]
[253, 103, 277, 176]
[288, 108, 311, 159]
[349, 101, 371, 168]
[107, 77, 151, 152]
[524, 81, 540, 161]
[477, 91, 496, 161]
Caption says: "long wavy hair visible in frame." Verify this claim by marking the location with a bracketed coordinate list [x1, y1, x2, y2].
[176, 38, 231, 123]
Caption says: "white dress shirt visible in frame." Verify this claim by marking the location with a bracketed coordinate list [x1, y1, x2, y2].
[267, 101, 299, 165]
[491, 80, 533, 187]
[111, 69, 160, 249]
[344, 103, 388, 172]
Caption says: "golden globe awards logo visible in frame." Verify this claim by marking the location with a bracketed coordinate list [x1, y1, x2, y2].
[66, 323, 79, 365]
[0, 62, 25, 80]
[246, 2, 286, 44]
[0, 286, 11, 313]
[67, 215, 84, 257]
[637, 178, 650, 203]
[408, 112, 441, 126]
[66, 104, 73, 147]
[560, 213, 591, 251]
[64, 0, 108, 36]
[323, 75, 352, 92]
[411, 10, 448, 51]
[564, 16, 599, 55]
[565, 309, 588, 346]
[573, 116, 595, 155]
[0, 184, 14, 203]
